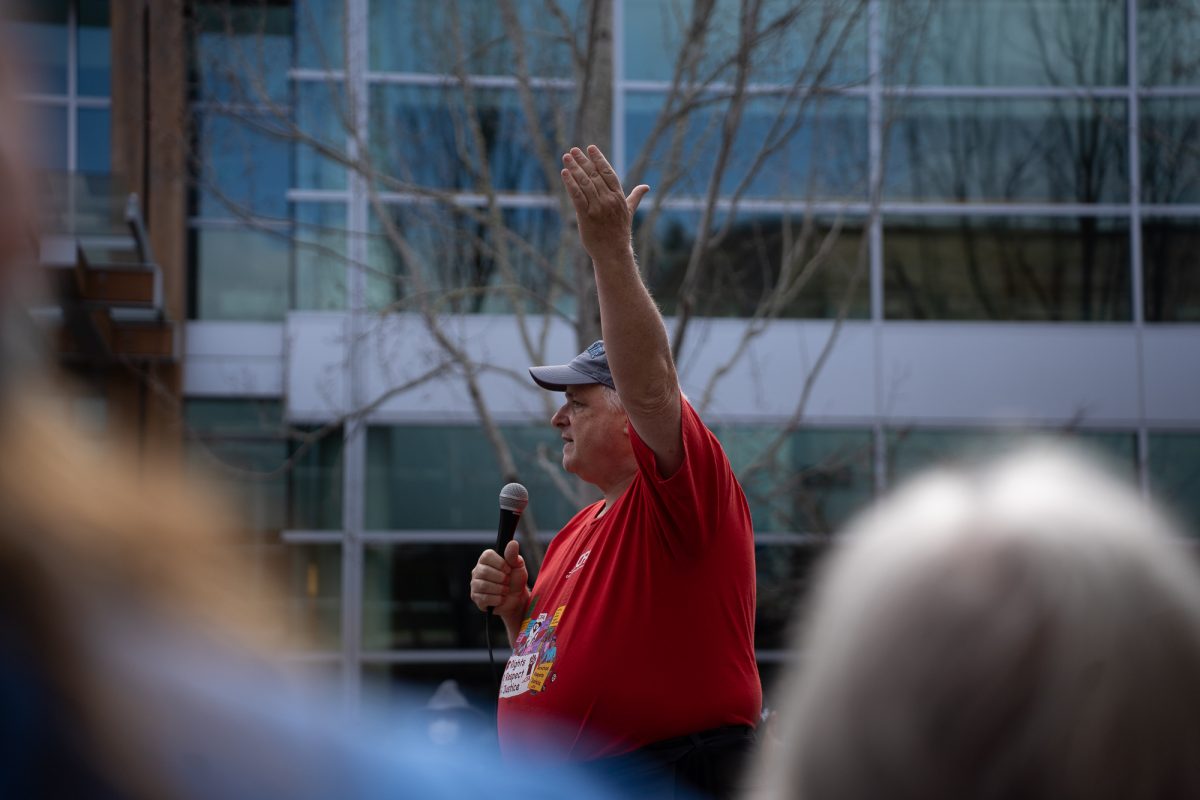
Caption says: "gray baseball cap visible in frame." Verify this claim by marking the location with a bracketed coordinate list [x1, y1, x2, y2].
[529, 340, 614, 391]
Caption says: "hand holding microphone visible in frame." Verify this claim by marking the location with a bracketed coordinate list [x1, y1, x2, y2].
[469, 483, 530, 621]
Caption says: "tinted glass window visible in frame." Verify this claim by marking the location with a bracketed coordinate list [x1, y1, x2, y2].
[885, 98, 1129, 204]
[884, 216, 1131, 321]
[1143, 219, 1200, 323]
[885, 0, 1125, 87]
[637, 210, 871, 319]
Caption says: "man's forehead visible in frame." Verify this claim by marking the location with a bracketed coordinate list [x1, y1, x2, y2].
[564, 384, 600, 399]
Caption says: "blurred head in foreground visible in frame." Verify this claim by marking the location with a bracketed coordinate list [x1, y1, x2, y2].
[754, 444, 1200, 800]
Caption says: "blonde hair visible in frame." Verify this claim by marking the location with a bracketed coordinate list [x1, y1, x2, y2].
[754, 443, 1200, 800]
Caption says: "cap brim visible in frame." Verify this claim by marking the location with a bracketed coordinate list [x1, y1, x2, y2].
[529, 364, 597, 392]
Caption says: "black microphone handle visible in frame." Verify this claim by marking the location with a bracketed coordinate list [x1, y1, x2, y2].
[495, 508, 522, 554]
[488, 508, 523, 616]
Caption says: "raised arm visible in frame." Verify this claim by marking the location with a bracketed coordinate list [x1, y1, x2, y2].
[561, 145, 683, 478]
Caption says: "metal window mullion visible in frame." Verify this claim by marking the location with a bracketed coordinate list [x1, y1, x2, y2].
[337, 0, 370, 710]
[1126, 0, 1150, 495]
[67, 0, 78, 173]
[612, 0, 625, 176]
[868, 0, 886, 494]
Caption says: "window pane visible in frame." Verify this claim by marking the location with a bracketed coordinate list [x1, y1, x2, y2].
[638, 211, 870, 319]
[368, 85, 563, 193]
[624, 0, 868, 86]
[367, 204, 569, 315]
[1144, 219, 1200, 322]
[369, 0, 581, 79]
[6, 0, 68, 94]
[78, 0, 111, 96]
[196, 112, 290, 219]
[1140, 98, 1200, 206]
[884, 98, 1129, 204]
[296, 0, 344, 70]
[887, 428, 1138, 485]
[1075, 431, 1138, 480]
[885, 0, 1125, 87]
[294, 202, 347, 311]
[193, 2, 292, 105]
[363, 544, 507, 651]
[365, 425, 581, 532]
[186, 398, 343, 530]
[77, 107, 111, 174]
[755, 543, 827, 650]
[193, 225, 289, 320]
[1139, 0, 1200, 86]
[189, 436, 290, 530]
[716, 427, 875, 533]
[186, 397, 286, 435]
[626, 93, 868, 201]
[267, 542, 342, 650]
[1149, 433, 1200, 537]
[295, 78, 347, 190]
[884, 216, 1131, 321]
[28, 103, 68, 171]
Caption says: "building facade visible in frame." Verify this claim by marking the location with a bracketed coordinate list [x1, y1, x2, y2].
[13, 0, 1200, 712]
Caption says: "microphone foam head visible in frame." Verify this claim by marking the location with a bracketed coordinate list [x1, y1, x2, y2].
[499, 482, 529, 513]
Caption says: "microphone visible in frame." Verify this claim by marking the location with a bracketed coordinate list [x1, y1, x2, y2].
[488, 483, 528, 616]
[495, 482, 529, 555]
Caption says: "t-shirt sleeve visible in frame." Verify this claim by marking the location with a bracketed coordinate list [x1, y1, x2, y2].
[627, 397, 747, 553]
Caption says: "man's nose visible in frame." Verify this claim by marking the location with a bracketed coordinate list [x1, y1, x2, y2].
[551, 404, 568, 427]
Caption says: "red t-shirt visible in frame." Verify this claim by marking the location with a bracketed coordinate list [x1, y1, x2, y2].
[496, 399, 761, 760]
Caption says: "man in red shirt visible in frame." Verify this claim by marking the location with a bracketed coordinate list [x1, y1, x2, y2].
[469, 145, 760, 798]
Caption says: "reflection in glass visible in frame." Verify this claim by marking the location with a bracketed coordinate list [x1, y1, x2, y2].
[1149, 433, 1200, 537]
[5, 0, 68, 94]
[193, 225, 290, 320]
[1139, 1, 1200, 86]
[637, 211, 870, 319]
[1140, 98, 1200, 206]
[293, 202, 347, 311]
[884, 216, 1130, 321]
[363, 544, 509, 651]
[755, 544, 827, 651]
[77, 0, 111, 96]
[368, 85, 566, 193]
[369, 0, 580, 78]
[885, 98, 1128, 203]
[78, 107, 111, 174]
[185, 399, 344, 530]
[624, 0, 867, 86]
[295, 79, 348, 190]
[1143, 219, 1200, 323]
[715, 426, 874, 533]
[887, 427, 1137, 484]
[885, 0, 1124, 87]
[196, 112, 290, 219]
[626, 93, 868, 200]
[192, 2, 292, 105]
[268, 543, 342, 650]
[367, 204, 568, 315]
[296, 0, 344, 71]
[29, 104, 68, 171]
[366, 425, 583, 533]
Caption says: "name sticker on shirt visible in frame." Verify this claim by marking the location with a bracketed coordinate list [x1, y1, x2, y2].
[500, 653, 539, 698]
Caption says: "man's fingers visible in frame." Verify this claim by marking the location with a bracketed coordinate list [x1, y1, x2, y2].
[560, 167, 588, 212]
[472, 591, 505, 611]
[587, 144, 623, 193]
[626, 184, 650, 216]
[563, 152, 600, 204]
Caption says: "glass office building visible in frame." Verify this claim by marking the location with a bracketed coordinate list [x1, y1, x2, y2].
[15, 0, 1200, 710]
